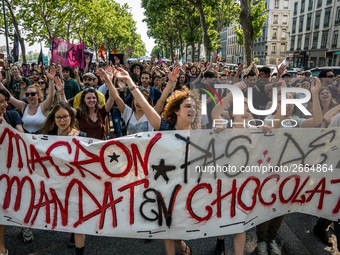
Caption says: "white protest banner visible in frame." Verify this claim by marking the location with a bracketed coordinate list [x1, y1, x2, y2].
[0, 123, 339, 239]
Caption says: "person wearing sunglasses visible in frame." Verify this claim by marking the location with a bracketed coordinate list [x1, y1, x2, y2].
[0, 66, 57, 134]
[318, 69, 338, 100]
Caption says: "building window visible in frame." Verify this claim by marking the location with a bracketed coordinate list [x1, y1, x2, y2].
[290, 36, 296, 51]
[275, 0, 279, 8]
[299, 16, 304, 32]
[294, 2, 298, 15]
[301, 0, 305, 13]
[317, 0, 322, 7]
[315, 12, 321, 29]
[304, 34, 310, 49]
[308, 0, 313, 10]
[272, 44, 276, 53]
[272, 28, 277, 39]
[312, 33, 319, 49]
[324, 9, 331, 27]
[306, 14, 312, 30]
[283, 15, 288, 24]
[282, 29, 287, 39]
[284, 0, 289, 9]
[336, 8, 340, 25]
[321, 31, 328, 48]
[326, 0, 332, 4]
[332, 32, 338, 48]
[297, 36, 302, 50]
[292, 18, 297, 33]
[273, 15, 278, 24]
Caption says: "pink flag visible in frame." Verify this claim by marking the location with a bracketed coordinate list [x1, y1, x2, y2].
[51, 37, 85, 68]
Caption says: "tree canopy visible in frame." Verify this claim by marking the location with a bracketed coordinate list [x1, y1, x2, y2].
[0, 0, 146, 63]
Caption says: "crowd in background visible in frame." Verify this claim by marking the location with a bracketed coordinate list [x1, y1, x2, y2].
[0, 54, 340, 255]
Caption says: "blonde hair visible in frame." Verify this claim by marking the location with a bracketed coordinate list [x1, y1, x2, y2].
[26, 84, 44, 103]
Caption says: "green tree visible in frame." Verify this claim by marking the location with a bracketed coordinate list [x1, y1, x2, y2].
[3, 0, 27, 63]
[234, 0, 267, 65]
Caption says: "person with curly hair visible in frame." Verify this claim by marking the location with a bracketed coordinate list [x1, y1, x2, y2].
[107, 67, 180, 135]
[112, 66, 199, 255]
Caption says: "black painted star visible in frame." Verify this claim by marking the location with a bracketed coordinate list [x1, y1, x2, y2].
[108, 152, 120, 163]
[152, 159, 176, 183]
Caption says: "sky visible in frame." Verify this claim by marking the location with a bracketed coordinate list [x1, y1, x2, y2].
[0, 0, 155, 57]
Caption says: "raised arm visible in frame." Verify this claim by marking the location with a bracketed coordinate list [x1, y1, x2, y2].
[211, 81, 247, 120]
[0, 81, 26, 112]
[2, 59, 11, 86]
[96, 67, 115, 113]
[84, 55, 90, 74]
[74, 66, 84, 89]
[324, 103, 340, 125]
[41, 66, 56, 115]
[112, 67, 162, 130]
[301, 77, 322, 127]
[233, 63, 246, 84]
[154, 66, 179, 114]
[54, 76, 66, 103]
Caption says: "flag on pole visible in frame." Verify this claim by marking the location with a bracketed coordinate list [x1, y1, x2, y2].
[158, 52, 162, 65]
[112, 48, 116, 54]
[38, 44, 43, 65]
[216, 50, 222, 61]
[98, 45, 106, 62]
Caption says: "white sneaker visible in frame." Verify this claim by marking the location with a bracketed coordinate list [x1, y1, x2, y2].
[268, 240, 281, 255]
[256, 242, 269, 255]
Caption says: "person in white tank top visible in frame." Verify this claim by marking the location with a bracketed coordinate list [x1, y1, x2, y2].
[0, 66, 57, 133]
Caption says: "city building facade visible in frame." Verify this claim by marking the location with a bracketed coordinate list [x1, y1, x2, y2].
[220, 25, 244, 64]
[220, 0, 290, 66]
[287, 0, 340, 69]
[254, 0, 290, 66]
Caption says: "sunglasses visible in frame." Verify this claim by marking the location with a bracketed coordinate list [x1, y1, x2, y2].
[38, 81, 45, 84]
[25, 92, 37, 97]
[305, 73, 311, 77]
[327, 75, 334, 78]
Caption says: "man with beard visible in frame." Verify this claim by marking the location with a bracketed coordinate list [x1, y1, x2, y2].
[32, 69, 41, 84]
[73, 72, 106, 108]
[125, 71, 162, 107]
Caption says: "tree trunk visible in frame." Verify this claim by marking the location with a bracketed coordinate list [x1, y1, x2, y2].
[239, 0, 254, 66]
[170, 40, 174, 62]
[191, 43, 195, 63]
[197, 42, 201, 62]
[192, 1, 210, 60]
[4, 0, 27, 63]
[185, 44, 188, 62]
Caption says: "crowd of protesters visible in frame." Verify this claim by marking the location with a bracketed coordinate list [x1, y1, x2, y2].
[0, 54, 340, 255]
